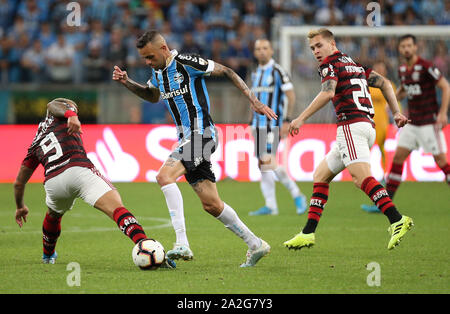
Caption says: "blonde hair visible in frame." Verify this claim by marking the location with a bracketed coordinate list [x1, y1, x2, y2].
[307, 28, 334, 40]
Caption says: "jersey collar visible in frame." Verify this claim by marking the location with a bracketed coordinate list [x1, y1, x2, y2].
[258, 58, 275, 70]
[157, 49, 178, 73]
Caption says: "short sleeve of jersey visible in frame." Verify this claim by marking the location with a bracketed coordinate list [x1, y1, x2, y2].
[22, 150, 39, 171]
[146, 69, 158, 89]
[176, 54, 214, 77]
[275, 65, 293, 92]
[319, 63, 338, 83]
[425, 63, 442, 82]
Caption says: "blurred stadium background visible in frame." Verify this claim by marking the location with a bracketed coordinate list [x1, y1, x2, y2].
[0, 0, 449, 182]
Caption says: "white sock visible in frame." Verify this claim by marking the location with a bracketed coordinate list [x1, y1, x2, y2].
[274, 166, 301, 198]
[161, 183, 189, 247]
[217, 203, 261, 250]
[260, 170, 278, 211]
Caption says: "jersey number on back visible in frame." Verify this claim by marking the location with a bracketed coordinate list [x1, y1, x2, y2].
[40, 132, 63, 162]
[350, 78, 374, 115]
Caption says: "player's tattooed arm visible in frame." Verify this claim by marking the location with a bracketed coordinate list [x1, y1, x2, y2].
[124, 78, 161, 103]
[321, 79, 337, 94]
[367, 70, 386, 89]
[211, 62, 277, 120]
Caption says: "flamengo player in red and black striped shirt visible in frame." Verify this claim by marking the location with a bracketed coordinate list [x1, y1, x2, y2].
[13, 98, 163, 266]
[384, 34, 450, 201]
[283, 28, 413, 251]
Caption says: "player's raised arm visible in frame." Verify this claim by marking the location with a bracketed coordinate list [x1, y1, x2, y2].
[112, 65, 160, 103]
[289, 80, 336, 136]
[210, 62, 277, 120]
[47, 98, 82, 135]
[367, 70, 410, 128]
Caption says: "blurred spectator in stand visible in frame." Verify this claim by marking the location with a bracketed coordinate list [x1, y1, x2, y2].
[242, 1, 265, 29]
[0, 0, 17, 33]
[140, 3, 165, 31]
[106, 26, 127, 71]
[17, 0, 44, 40]
[168, 0, 201, 34]
[181, 32, 203, 55]
[342, 0, 366, 25]
[404, 6, 421, 25]
[87, 20, 110, 55]
[203, 0, 234, 42]
[62, 22, 88, 84]
[315, 0, 344, 25]
[21, 39, 46, 83]
[38, 22, 56, 50]
[83, 40, 108, 83]
[87, 0, 118, 27]
[437, 1, 450, 25]
[223, 36, 251, 79]
[45, 33, 74, 83]
[421, 0, 444, 23]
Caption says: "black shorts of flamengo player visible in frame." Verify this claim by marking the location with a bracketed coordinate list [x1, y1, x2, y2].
[169, 132, 217, 185]
[252, 127, 281, 160]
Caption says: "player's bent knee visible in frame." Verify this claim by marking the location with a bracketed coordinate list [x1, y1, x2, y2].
[202, 200, 223, 217]
[94, 190, 123, 219]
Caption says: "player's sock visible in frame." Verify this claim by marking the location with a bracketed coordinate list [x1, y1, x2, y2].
[302, 182, 329, 234]
[361, 176, 402, 224]
[161, 183, 189, 247]
[113, 207, 147, 244]
[217, 203, 261, 250]
[42, 212, 61, 256]
[274, 166, 301, 198]
[385, 162, 403, 199]
[260, 170, 278, 211]
[438, 163, 450, 185]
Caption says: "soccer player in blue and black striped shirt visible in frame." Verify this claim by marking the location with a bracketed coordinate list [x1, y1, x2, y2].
[113, 30, 276, 267]
[249, 39, 307, 216]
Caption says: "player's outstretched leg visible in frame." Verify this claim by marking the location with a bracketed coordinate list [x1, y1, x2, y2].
[42, 210, 61, 264]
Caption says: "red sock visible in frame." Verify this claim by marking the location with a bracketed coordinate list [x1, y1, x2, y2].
[302, 183, 329, 234]
[113, 207, 147, 244]
[386, 162, 403, 199]
[439, 163, 450, 185]
[361, 176, 402, 224]
[42, 212, 61, 256]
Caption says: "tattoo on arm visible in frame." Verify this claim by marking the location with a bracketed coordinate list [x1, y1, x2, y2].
[367, 71, 385, 89]
[212, 63, 256, 101]
[125, 78, 160, 103]
[321, 80, 337, 93]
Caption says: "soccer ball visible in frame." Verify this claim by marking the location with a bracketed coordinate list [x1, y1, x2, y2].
[132, 239, 166, 270]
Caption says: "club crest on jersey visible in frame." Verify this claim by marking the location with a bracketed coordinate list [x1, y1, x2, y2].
[322, 67, 329, 77]
[173, 72, 184, 84]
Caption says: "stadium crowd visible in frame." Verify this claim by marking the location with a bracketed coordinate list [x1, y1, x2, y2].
[0, 0, 449, 85]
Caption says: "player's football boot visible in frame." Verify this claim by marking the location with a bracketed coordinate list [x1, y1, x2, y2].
[387, 215, 414, 250]
[42, 251, 58, 264]
[240, 239, 270, 267]
[283, 232, 315, 250]
[361, 204, 380, 213]
[166, 243, 194, 261]
[249, 206, 278, 216]
[294, 195, 307, 214]
[160, 256, 177, 269]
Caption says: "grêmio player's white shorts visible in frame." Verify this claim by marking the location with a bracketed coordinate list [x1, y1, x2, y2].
[44, 166, 115, 214]
[326, 122, 376, 174]
[396, 123, 447, 155]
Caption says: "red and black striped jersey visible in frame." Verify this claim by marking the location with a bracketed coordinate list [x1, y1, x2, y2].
[398, 57, 442, 125]
[319, 51, 374, 126]
[22, 113, 94, 182]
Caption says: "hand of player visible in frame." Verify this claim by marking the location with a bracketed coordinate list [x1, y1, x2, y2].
[67, 115, 82, 135]
[289, 117, 304, 137]
[437, 111, 448, 129]
[393, 112, 411, 128]
[250, 98, 278, 120]
[15, 205, 29, 228]
[112, 65, 128, 84]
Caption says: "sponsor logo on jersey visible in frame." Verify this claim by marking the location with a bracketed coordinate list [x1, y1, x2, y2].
[161, 85, 189, 100]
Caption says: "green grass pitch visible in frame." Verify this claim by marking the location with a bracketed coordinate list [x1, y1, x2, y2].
[0, 181, 448, 294]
